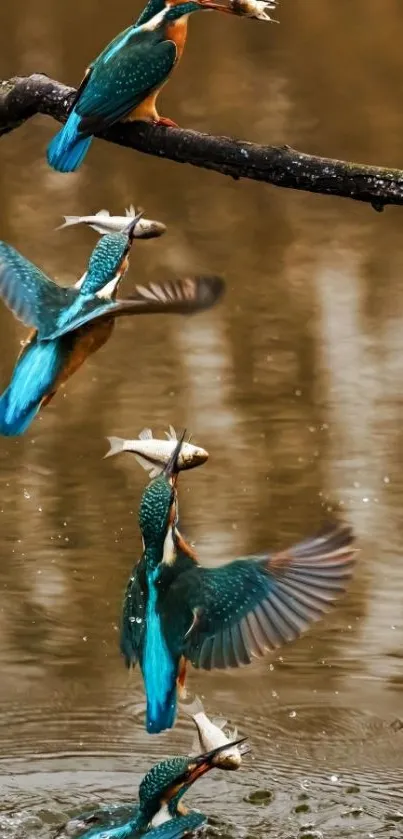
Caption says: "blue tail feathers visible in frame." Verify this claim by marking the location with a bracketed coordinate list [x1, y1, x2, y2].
[0, 339, 66, 437]
[0, 386, 40, 436]
[47, 109, 93, 173]
[146, 684, 177, 734]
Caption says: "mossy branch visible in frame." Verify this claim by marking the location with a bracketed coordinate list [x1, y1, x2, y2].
[1, 72, 403, 211]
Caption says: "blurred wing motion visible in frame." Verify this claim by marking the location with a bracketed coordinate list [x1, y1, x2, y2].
[0, 243, 76, 332]
[181, 524, 357, 669]
[44, 276, 225, 340]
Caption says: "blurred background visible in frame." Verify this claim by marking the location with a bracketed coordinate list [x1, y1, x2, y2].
[0, 1, 403, 836]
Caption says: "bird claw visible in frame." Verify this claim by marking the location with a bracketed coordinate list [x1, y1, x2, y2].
[156, 116, 178, 128]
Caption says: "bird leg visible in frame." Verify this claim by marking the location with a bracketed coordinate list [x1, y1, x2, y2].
[177, 656, 188, 699]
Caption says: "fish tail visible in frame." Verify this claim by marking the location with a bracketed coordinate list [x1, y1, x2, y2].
[55, 215, 82, 231]
[104, 436, 126, 459]
[179, 694, 205, 718]
[47, 110, 92, 173]
[0, 385, 41, 436]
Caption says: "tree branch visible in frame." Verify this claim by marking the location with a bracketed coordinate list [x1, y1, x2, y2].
[1, 72, 403, 211]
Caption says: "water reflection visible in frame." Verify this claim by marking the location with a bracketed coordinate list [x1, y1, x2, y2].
[0, 1, 403, 837]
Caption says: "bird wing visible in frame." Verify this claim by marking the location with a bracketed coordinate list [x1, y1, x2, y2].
[176, 524, 356, 669]
[42, 276, 225, 340]
[0, 243, 77, 332]
[58, 805, 141, 839]
[147, 813, 207, 839]
[120, 568, 147, 667]
[76, 37, 177, 136]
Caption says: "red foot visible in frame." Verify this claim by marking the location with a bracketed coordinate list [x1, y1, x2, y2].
[156, 116, 178, 128]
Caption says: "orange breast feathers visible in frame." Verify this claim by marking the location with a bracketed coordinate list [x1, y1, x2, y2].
[165, 15, 188, 62]
[128, 17, 188, 122]
[40, 319, 115, 409]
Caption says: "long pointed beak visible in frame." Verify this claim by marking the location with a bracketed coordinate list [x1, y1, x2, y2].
[163, 737, 249, 802]
[185, 737, 249, 782]
[199, 1, 234, 12]
[163, 429, 187, 485]
[124, 209, 145, 240]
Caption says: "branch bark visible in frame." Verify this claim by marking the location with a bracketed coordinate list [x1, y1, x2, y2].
[1, 72, 403, 211]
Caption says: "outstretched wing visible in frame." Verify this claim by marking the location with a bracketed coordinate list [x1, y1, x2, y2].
[76, 38, 177, 136]
[0, 243, 76, 332]
[42, 276, 225, 340]
[177, 524, 356, 669]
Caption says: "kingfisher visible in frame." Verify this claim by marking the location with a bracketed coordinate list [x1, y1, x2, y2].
[120, 435, 357, 734]
[57, 738, 247, 839]
[46, 0, 236, 173]
[0, 222, 224, 436]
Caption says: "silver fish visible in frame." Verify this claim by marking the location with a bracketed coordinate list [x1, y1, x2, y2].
[56, 205, 166, 239]
[104, 426, 208, 478]
[229, 0, 279, 21]
[180, 695, 249, 769]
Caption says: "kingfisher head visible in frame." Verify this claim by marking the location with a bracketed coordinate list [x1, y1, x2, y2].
[138, 432, 186, 565]
[79, 210, 144, 298]
[139, 740, 248, 825]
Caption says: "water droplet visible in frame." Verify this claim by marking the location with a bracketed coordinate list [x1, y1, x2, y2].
[289, 710, 297, 718]
[330, 774, 339, 783]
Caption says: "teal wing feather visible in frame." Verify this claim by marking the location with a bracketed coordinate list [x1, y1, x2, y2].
[42, 276, 225, 341]
[146, 813, 207, 839]
[76, 38, 177, 136]
[0, 243, 77, 332]
[120, 566, 147, 667]
[169, 524, 356, 669]
[135, 0, 165, 26]
[59, 805, 141, 839]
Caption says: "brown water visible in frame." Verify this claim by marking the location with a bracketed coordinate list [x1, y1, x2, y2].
[0, 1, 403, 837]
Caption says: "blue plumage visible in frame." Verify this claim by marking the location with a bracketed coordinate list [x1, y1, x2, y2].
[47, 109, 93, 174]
[0, 337, 68, 436]
[46, 2, 204, 172]
[121, 461, 356, 732]
[143, 569, 177, 733]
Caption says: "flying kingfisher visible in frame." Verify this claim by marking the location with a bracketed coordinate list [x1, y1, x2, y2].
[0, 221, 224, 435]
[46, 0, 237, 173]
[120, 434, 357, 734]
[57, 738, 248, 839]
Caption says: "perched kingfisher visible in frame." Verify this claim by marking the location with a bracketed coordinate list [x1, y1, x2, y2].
[47, 0, 233, 173]
[120, 435, 357, 734]
[57, 739, 247, 839]
[0, 222, 224, 436]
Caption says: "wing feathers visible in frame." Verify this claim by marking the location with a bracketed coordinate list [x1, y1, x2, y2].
[186, 523, 356, 671]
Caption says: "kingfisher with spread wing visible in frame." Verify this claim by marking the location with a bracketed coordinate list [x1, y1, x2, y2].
[0, 220, 224, 435]
[120, 435, 357, 734]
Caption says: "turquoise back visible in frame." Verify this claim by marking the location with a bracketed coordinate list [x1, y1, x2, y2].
[81, 233, 129, 295]
[139, 756, 189, 816]
[139, 477, 174, 554]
